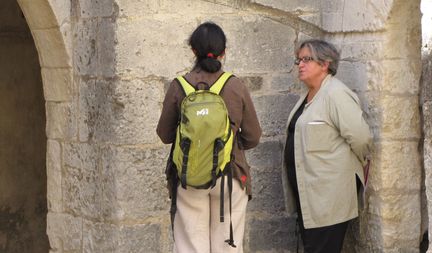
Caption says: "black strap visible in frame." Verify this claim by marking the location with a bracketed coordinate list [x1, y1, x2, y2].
[224, 167, 236, 248]
[220, 174, 225, 223]
[212, 139, 224, 188]
[166, 143, 178, 241]
[180, 138, 191, 189]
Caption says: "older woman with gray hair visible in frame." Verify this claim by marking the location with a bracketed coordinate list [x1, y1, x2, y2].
[282, 39, 372, 253]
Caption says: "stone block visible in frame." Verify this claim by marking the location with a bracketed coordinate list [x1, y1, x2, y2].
[116, 17, 195, 78]
[338, 38, 384, 61]
[46, 101, 77, 140]
[424, 102, 432, 138]
[18, 0, 58, 29]
[246, 216, 296, 252]
[239, 75, 264, 92]
[341, 0, 391, 32]
[83, 220, 118, 253]
[47, 140, 63, 212]
[73, 19, 98, 76]
[253, 93, 299, 137]
[78, 78, 163, 144]
[42, 68, 73, 101]
[252, 0, 319, 13]
[98, 18, 116, 77]
[380, 95, 421, 140]
[368, 192, 421, 225]
[116, 0, 235, 17]
[100, 146, 170, 220]
[369, 140, 421, 192]
[78, 0, 115, 18]
[117, 224, 161, 253]
[212, 15, 296, 73]
[337, 61, 367, 92]
[74, 18, 115, 77]
[47, 212, 82, 252]
[63, 142, 102, 218]
[32, 27, 72, 68]
[248, 166, 286, 214]
[270, 72, 304, 94]
[381, 59, 421, 95]
[422, 55, 432, 103]
[246, 140, 282, 169]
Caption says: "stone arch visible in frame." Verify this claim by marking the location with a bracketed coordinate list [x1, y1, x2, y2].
[14, 0, 73, 251]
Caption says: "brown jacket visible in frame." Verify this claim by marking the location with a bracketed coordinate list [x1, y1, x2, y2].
[156, 69, 262, 197]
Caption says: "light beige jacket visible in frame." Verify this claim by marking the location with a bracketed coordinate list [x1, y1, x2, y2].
[282, 75, 372, 229]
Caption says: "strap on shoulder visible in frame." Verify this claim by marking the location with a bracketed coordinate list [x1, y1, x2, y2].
[176, 76, 196, 96]
[210, 72, 233, 95]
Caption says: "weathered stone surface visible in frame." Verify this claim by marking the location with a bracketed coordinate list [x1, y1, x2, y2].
[370, 140, 421, 191]
[253, 94, 299, 137]
[270, 72, 304, 94]
[424, 103, 432, 139]
[116, 0, 235, 17]
[337, 61, 368, 92]
[117, 224, 161, 253]
[63, 142, 102, 219]
[380, 95, 421, 140]
[247, 216, 296, 252]
[368, 192, 421, 224]
[47, 212, 82, 252]
[246, 140, 282, 169]
[74, 18, 116, 77]
[100, 146, 170, 220]
[32, 27, 72, 68]
[214, 16, 296, 74]
[381, 59, 421, 94]
[239, 75, 264, 92]
[42, 68, 73, 101]
[248, 166, 286, 214]
[47, 140, 63, 212]
[18, 0, 59, 29]
[46, 101, 77, 140]
[78, 78, 163, 144]
[83, 220, 117, 253]
[116, 17, 195, 78]
[78, 0, 115, 18]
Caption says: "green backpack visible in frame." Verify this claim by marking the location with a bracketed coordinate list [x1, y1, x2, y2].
[173, 72, 234, 188]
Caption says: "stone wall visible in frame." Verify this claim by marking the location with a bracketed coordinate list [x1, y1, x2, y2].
[0, 0, 49, 252]
[7, 0, 425, 252]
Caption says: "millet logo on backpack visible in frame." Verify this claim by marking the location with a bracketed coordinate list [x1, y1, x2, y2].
[196, 108, 209, 116]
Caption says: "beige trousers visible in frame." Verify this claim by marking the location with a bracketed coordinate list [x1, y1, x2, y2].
[173, 176, 248, 253]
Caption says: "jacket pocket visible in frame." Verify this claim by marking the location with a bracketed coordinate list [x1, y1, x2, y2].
[305, 121, 333, 152]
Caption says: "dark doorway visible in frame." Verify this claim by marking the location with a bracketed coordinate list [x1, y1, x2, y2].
[0, 0, 49, 252]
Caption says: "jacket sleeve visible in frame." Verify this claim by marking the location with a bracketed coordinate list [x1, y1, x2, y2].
[156, 80, 180, 144]
[327, 88, 372, 166]
[239, 84, 262, 150]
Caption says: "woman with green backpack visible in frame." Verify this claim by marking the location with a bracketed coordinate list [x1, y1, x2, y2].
[156, 22, 261, 253]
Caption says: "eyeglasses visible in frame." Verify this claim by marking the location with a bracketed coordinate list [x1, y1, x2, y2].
[294, 56, 314, 65]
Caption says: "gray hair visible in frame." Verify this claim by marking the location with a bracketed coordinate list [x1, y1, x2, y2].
[295, 39, 340, 76]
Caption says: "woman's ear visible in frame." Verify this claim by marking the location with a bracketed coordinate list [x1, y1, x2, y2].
[192, 48, 197, 55]
[321, 61, 330, 72]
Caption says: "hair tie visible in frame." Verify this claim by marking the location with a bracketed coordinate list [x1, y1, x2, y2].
[207, 53, 215, 58]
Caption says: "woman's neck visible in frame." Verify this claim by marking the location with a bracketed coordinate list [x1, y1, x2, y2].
[306, 73, 328, 102]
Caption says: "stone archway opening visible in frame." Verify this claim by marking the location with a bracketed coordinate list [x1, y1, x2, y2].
[0, 0, 49, 252]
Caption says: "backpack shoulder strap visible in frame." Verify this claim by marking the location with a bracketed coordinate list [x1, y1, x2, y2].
[176, 76, 196, 96]
[210, 72, 233, 95]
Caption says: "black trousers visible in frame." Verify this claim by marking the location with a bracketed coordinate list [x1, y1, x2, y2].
[298, 216, 350, 253]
